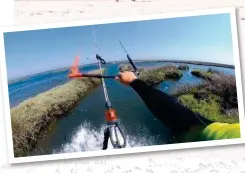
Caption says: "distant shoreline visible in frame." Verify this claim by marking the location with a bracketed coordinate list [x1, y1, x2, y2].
[8, 60, 235, 85]
[8, 63, 98, 85]
[112, 59, 235, 69]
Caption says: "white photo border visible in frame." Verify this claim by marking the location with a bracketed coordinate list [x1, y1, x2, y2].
[0, 7, 245, 164]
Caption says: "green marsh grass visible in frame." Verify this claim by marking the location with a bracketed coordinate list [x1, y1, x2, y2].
[174, 68, 238, 124]
[119, 64, 183, 85]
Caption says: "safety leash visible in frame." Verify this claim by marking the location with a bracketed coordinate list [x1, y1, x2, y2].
[92, 27, 126, 150]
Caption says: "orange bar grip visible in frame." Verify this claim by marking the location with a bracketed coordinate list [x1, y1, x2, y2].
[68, 72, 83, 78]
[68, 56, 83, 78]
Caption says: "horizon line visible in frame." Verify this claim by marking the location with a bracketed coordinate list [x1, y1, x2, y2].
[8, 59, 235, 84]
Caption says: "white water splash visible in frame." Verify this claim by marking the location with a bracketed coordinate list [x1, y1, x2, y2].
[54, 121, 155, 154]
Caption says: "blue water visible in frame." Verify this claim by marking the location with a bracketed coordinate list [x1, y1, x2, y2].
[8, 64, 99, 108]
[8, 61, 235, 155]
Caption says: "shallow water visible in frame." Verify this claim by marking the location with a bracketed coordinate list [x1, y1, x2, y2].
[8, 61, 235, 156]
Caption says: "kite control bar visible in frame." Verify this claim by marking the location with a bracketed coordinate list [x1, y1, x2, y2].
[69, 73, 116, 79]
[69, 41, 139, 80]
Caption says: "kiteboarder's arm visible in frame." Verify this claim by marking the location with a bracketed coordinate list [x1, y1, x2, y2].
[116, 71, 212, 136]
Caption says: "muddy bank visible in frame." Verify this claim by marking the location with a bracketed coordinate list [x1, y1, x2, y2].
[11, 69, 103, 157]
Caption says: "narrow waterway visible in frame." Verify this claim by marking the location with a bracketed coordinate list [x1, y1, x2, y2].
[8, 61, 235, 156]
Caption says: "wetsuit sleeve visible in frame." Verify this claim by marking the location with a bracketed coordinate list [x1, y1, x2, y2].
[129, 79, 212, 136]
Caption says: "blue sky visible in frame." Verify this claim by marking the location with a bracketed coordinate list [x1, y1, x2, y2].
[4, 13, 234, 80]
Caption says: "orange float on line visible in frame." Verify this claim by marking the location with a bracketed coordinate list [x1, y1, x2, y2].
[105, 108, 118, 122]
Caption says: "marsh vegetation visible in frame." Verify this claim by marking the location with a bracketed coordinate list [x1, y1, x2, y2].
[11, 69, 103, 157]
